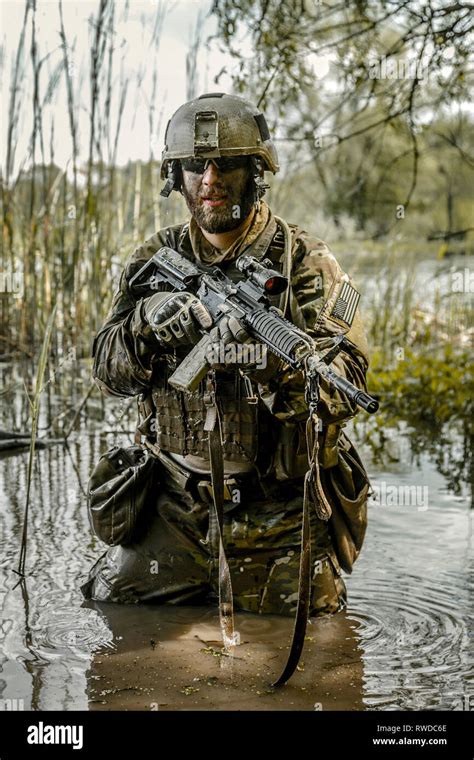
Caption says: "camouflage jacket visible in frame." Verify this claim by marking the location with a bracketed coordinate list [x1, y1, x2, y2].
[92, 208, 370, 476]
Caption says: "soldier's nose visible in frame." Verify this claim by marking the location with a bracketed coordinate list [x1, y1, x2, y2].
[202, 162, 221, 187]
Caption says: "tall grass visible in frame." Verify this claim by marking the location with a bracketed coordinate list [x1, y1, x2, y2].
[16, 302, 57, 577]
[1, 0, 175, 376]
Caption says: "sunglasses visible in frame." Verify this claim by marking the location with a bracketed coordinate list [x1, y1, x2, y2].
[180, 156, 250, 174]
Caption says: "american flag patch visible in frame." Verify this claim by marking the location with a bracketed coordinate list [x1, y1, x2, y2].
[328, 281, 360, 328]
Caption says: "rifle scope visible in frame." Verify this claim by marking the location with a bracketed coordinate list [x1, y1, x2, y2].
[236, 255, 287, 296]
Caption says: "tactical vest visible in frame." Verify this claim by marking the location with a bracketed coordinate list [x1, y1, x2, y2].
[141, 219, 294, 468]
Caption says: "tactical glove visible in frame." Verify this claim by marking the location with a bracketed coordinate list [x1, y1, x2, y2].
[142, 291, 213, 348]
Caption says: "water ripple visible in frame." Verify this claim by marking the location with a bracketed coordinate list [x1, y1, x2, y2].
[347, 573, 471, 709]
[31, 605, 115, 656]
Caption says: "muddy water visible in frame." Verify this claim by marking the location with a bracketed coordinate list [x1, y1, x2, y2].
[0, 422, 471, 711]
[83, 604, 364, 710]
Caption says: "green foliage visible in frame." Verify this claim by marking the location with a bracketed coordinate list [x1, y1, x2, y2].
[368, 345, 473, 427]
[355, 343, 473, 495]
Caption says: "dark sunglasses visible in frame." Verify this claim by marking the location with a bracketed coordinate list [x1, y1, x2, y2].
[180, 156, 250, 174]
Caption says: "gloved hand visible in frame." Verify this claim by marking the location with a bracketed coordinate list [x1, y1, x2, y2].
[207, 314, 285, 383]
[141, 291, 213, 348]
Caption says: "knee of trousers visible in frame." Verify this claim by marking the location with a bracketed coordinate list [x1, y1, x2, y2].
[228, 549, 346, 617]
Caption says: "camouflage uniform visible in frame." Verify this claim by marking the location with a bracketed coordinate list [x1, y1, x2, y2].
[82, 201, 369, 618]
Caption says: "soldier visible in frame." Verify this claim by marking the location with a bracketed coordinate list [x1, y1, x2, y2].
[82, 94, 370, 675]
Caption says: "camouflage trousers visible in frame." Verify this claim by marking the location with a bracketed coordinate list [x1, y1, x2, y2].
[81, 470, 347, 618]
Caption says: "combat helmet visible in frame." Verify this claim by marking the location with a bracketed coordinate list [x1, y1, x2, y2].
[160, 92, 279, 197]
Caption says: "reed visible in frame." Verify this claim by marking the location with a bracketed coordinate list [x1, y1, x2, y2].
[16, 303, 57, 578]
[1, 0, 171, 424]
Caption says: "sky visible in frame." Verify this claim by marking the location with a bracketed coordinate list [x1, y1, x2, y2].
[0, 0, 243, 178]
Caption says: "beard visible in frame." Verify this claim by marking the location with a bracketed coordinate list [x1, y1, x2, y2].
[182, 172, 256, 234]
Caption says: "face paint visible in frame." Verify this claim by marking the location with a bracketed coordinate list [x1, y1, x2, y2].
[181, 159, 255, 234]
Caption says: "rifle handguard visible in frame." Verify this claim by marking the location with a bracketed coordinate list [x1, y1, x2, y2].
[243, 309, 309, 364]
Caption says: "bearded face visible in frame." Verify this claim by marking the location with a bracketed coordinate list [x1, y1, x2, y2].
[180, 158, 256, 234]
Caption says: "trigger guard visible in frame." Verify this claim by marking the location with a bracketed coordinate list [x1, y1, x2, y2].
[180, 308, 193, 327]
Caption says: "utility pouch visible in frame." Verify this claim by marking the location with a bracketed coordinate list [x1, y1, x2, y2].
[274, 419, 346, 481]
[321, 432, 370, 574]
[87, 444, 158, 546]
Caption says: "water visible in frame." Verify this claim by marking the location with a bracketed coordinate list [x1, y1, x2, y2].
[348, 432, 472, 711]
[0, 421, 471, 711]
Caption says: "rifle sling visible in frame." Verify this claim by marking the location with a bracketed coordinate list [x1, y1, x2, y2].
[204, 216, 315, 685]
[203, 374, 236, 649]
[272, 411, 332, 685]
[247, 214, 278, 262]
[271, 465, 312, 686]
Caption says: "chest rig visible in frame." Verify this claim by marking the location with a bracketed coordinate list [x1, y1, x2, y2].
[141, 216, 296, 466]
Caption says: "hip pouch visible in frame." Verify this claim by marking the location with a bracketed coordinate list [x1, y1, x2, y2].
[321, 433, 370, 574]
[87, 444, 158, 546]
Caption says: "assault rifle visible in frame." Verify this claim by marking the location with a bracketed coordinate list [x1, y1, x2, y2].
[129, 247, 379, 415]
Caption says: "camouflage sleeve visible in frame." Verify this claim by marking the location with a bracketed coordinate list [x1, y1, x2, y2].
[258, 233, 370, 425]
[92, 232, 168, 398]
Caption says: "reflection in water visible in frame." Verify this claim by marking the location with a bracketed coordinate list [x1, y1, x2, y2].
[0, 407, 472, 710]
[357, 416, 473, 505]
[0, 428, 119, 710]
[347, 428, 472, 710]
